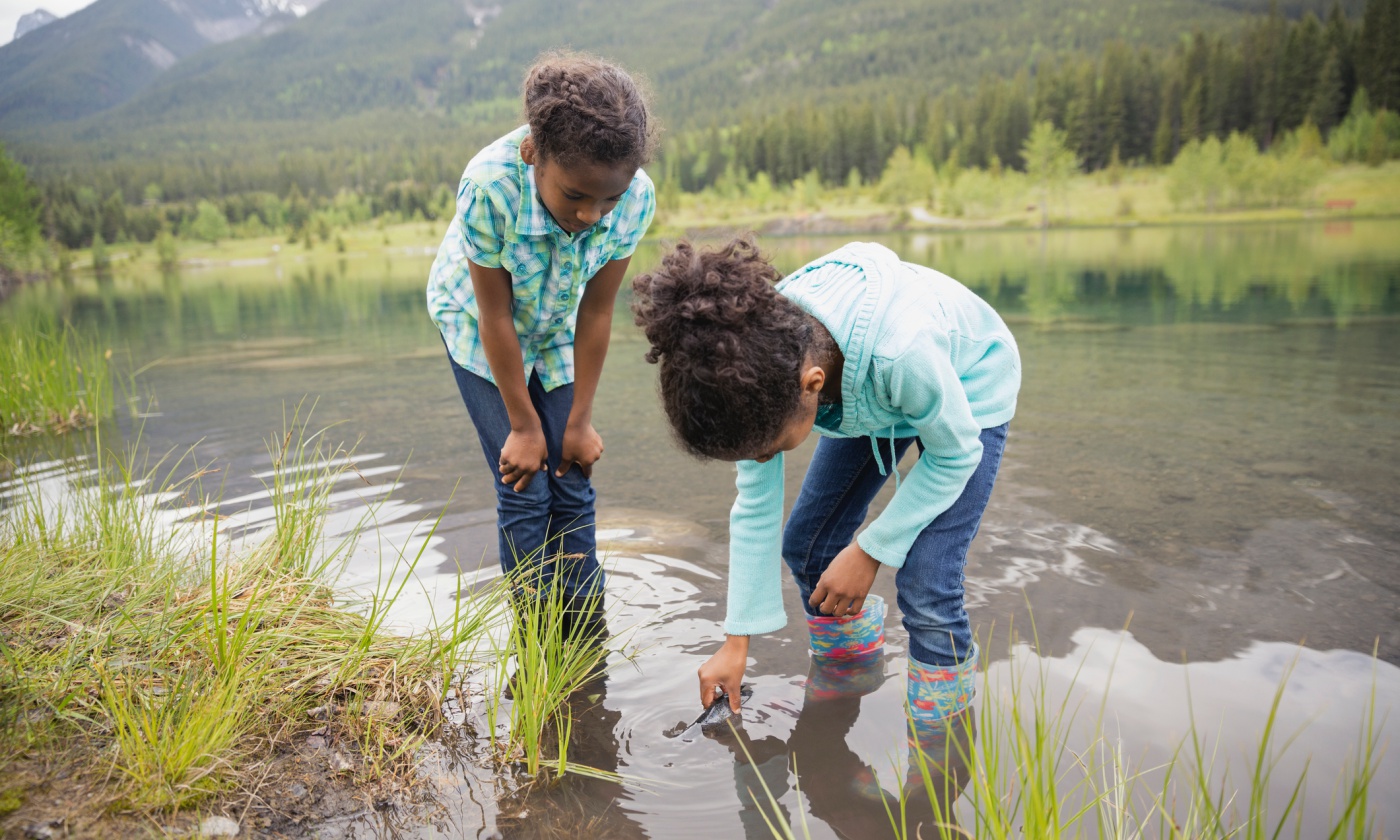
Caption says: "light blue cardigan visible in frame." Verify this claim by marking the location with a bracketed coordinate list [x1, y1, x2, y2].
[723, 242, 1022, 636]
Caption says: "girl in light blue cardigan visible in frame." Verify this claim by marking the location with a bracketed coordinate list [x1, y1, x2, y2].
[632, 237, 1021, 731]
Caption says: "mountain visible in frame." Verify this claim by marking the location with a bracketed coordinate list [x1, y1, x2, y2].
[13, 9, 58, 41]
[0, 0, 1367, 162]
[0, 0, 327, 127]
[103, 0, 1367, 128]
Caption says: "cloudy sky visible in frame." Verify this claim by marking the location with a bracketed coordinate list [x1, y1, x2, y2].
[0, 0, 94, 46]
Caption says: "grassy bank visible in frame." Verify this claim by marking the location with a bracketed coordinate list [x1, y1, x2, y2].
[656, 160, 1400, 237]
[42, 162, 1400, 277]
[0, 426, 455, 833]
[0, 412, 618, 836]
[0, 406, 621, 834]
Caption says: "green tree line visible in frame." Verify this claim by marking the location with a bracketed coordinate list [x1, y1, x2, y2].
[667, 0, 1400, 189]
[11, 0, 1400, 251]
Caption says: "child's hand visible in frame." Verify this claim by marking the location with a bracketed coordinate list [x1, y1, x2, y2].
[558, 420, 603, 479]
[698, 635, 749, 713]
[499, 428, 548, 491]
[809, 543, 881, 616]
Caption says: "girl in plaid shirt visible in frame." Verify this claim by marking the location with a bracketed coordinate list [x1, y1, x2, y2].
[428, 52, 657, 638]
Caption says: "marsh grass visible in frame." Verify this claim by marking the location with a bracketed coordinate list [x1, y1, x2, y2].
[0, 313, 113, 437]
[744, 623, 1386, 840]
[482, 555, 615, 780]
[0, 415, 498, 822]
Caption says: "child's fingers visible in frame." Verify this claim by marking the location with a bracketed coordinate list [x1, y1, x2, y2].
[815, 587, 845, 616]
[698, 678, 720, 709]
[555, 459, 575, 478]
[509, 465, 540, 492]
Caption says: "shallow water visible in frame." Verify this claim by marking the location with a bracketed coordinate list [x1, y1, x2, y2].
[5, 221, 1399, 837]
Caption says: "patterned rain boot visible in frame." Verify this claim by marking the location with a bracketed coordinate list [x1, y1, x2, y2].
[805, 595, 888, 701]
[903, 649, 979, 838]
[907, 644, 979, 726]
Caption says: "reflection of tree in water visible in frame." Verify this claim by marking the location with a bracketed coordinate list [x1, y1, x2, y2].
[10, 257, 440, 355]
[716, 656, 975, 840]
[740, 223, 1400, 330]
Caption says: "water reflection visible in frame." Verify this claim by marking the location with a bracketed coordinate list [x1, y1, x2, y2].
[716, 656, 976, 840]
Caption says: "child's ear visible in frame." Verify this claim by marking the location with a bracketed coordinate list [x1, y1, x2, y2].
[520, 135, 537, 166]
[800, 365, 825, 396]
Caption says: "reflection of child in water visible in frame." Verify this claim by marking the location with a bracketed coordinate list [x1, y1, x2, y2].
[717, 656, 975, 839]
[632, 238, 1020, 731]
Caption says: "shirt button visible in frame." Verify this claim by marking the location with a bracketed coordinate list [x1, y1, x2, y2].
[554, 317, 564, 325]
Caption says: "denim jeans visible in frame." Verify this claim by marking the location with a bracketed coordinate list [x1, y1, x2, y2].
[447, 351, 601, 599]
[782, 423, 1009, 667]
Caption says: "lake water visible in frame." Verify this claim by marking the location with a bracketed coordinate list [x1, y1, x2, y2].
[6, 220, 1400, 838]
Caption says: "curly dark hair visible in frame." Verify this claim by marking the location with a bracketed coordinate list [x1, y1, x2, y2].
[523, 51, 657, 169]
[632, 237, 818, 461]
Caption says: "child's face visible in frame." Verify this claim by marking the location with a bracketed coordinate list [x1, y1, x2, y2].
[521, 139, 636, 236]
[752, 392, 819, 464]
[751, 361, 826, 464]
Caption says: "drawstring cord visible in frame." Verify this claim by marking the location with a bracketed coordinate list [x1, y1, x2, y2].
[868, 428, 902, 488]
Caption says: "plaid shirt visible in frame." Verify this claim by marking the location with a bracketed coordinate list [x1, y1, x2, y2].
[427, 126, 656, 391]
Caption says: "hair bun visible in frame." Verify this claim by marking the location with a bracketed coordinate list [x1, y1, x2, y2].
[631, 236, 814, 461]
[631, 237, 783, 365]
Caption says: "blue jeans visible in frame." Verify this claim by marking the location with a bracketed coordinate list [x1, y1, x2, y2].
[782, 424, 1009, 667]
[447, 352, 601, 599]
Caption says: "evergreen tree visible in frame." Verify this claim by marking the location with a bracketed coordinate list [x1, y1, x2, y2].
[1357, 0, 1400, 111]
[0, 143, 41, 257]
[1310, 48, 1348, 131]
[1281, 14, 1326, 131]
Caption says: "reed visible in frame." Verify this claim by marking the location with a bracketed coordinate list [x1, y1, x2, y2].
[0, 313, 113, 437]
[742, 622, 1386, 840]
[482, 550, 614, 779]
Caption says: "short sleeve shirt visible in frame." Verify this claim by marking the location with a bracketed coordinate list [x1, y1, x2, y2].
[426, 125, 656, 391]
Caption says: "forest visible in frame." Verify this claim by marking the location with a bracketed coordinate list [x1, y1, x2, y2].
[0, 0, 1397, 256]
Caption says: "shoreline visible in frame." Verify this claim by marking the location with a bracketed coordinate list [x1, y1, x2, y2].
[35, 207, 1400, 276]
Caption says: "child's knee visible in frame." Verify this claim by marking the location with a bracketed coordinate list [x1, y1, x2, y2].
[547, 471, 596, 515]
[781, 523, 808, 567]
[495, 479, 552, 513]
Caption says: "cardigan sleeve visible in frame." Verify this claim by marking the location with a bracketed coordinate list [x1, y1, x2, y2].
[856, 330, 984, 567]
[723, 455, 789, 635]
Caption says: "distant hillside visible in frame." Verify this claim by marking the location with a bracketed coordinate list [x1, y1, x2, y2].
[0, 0, 325, 127]
[0, 0, 1370, 184]
[7, 0, 1364, 135]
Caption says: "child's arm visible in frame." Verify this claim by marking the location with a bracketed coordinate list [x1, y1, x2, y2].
[857, 333, 983, 566]
[557, 256, 631, 478]
[695, 456, 786, 710]
[469, 259, 548, 492]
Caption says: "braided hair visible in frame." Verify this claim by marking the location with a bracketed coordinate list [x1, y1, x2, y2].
[524, 52, 657, 169]
[632, 237, 821, 461]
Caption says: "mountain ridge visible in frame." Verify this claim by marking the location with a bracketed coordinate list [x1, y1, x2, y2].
[13, 8, 58, 41]
[0, 0, 327, 127]
[0, 0, 1368, 164]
